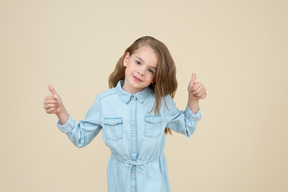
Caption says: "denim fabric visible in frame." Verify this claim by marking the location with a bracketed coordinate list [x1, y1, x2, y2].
[57, 80, 201, 192]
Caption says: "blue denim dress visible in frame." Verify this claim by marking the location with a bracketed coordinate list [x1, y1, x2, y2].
[57, 80, 201, 192]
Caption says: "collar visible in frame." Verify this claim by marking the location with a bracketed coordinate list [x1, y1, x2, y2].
[114, 80, 153, 103]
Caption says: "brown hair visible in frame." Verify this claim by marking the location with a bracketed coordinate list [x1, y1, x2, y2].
[108, 36, 177, 134]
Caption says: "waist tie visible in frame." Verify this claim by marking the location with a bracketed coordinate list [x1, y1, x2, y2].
[111, 153, 163, 171]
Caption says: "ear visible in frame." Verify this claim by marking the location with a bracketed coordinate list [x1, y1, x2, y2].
[123, 52, 130, 67]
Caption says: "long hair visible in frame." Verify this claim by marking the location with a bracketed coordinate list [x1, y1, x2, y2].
[108, 36, 178, 134]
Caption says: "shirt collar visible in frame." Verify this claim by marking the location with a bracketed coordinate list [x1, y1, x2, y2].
[114, 80, 153, 103]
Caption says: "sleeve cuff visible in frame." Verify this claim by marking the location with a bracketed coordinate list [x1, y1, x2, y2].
[184, 106, 201, 121]
[57, 115, 76, 133]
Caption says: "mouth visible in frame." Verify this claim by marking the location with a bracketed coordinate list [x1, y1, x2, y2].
[133, 75, 142, 82]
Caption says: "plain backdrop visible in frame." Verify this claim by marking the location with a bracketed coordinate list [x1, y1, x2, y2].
[0, 0, 287, 191]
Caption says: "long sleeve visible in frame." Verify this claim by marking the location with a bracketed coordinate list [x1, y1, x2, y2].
[165, 95, 201, 137]
[57, 96, 102, 148]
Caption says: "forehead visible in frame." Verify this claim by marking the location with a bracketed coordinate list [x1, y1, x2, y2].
[132, 46, 158, 67]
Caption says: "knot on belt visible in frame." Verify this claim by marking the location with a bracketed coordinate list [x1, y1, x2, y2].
[125, 160, 146, 171]
[111, 153, 163, 171]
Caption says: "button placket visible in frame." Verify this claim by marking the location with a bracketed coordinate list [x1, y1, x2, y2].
[130, 95, 137, 191]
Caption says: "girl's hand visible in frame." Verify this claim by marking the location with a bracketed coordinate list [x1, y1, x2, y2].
[44, 85, 69, 125]
[43, 85, 64, 115]
[188, 73, 207, 101]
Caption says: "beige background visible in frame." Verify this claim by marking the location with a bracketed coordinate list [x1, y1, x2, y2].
[1, 0, 287, 191]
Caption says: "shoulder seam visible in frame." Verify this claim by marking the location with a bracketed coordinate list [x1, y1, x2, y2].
[98, 88, 116, 100]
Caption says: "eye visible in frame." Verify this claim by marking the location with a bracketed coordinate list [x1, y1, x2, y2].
[135, 60, 141, 65]
[148, 69, 155, 74]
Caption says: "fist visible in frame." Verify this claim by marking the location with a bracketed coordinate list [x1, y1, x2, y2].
[188, 73, 207, 100]
[43, 85, 63, 114]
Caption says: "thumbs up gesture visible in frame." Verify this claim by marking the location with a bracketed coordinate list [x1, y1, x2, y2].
[43, 85, 64, 115]
[188, 73, 207, 101]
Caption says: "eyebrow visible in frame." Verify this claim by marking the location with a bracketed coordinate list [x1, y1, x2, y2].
[136, 57, 145, 63]
[136, 56, 158, 70]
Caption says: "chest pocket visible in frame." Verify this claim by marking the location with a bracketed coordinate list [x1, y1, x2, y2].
[104, 117, 123, 141]
[144, 116, 162, 138]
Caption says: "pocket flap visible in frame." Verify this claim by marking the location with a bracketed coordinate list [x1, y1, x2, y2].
[144, 116, 161, 124]
[104, 118, 123, 125]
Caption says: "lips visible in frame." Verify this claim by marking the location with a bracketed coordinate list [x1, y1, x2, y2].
[133, 75, 142, 82]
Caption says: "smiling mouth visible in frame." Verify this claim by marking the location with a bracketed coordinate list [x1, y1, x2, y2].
[133, 75, 142, 82]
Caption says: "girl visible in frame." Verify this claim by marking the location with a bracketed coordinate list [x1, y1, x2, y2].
[44, 36, 207, 192]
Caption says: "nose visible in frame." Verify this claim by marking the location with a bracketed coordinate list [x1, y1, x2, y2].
[138, 66, 145, 76]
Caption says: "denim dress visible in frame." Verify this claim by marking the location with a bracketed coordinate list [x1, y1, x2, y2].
[57, 80, 201, 192]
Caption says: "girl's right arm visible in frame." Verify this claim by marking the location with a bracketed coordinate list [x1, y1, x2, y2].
[43, 85, 69, 125]
[43, 85, 102, 148]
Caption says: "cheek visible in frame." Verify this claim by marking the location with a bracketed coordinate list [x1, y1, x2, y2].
[125, 65, 133, 74]
[146, 73, 155, 82]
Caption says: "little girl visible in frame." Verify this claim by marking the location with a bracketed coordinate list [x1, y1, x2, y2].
[44, 36, 206, 192]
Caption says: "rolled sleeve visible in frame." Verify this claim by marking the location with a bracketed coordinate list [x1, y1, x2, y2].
[56, 96, 102, 148]
[184, 106, 201, 121]
[182, 106, 201, 137]
[57, 115, 76, 133]
[165, 95, 202, 137]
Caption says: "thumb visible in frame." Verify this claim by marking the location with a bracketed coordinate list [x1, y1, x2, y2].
[48, 85, 58, 96]
[188, 73, 197, 92]
[191, 73, 197, 84]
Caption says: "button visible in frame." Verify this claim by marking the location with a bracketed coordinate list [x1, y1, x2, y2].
[152, 119, 156, 122]
[131, 125, 135, 128]
[131, 95, 134, 98]
[111, 121, 114, 124]
[131, 100, 134, 104]
[132, 150, 135, 153]
[132, 173, 135, 176]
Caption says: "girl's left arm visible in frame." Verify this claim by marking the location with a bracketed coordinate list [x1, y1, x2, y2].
[165, 73, 206, 137]
[187, 73, 207, 113]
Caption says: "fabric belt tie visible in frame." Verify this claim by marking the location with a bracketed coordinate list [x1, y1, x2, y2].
[111, 153, 163, 171]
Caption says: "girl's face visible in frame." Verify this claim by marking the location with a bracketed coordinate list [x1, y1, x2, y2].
[122, 45, 158, 94]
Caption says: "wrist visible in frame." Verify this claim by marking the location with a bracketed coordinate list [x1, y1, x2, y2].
[188, 96, 199, 104]
[56, 106, 69, 125]
[188, 97, 199, 114]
